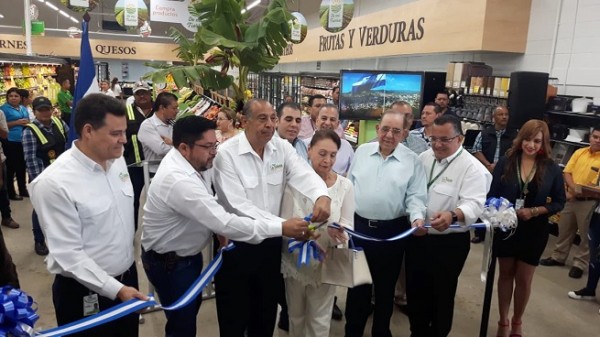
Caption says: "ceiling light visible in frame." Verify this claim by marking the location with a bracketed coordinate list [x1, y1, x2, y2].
[241, 0, 260, 14]
[0, 14, 4, 19]
[58, 10, 70, 18]
[70, 16, 79, 24]
[45, 2, 58, 10]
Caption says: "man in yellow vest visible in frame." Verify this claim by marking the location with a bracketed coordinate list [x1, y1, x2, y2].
[124, 81, 153, 230]
[22, 96, 68, 255]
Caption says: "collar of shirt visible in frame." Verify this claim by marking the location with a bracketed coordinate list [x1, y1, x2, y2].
[238, 131, 277, 157]
[495, 128, 506, 136]
[436, 146, 464, 164]
[170, 148, 200, 178]
[368, 142, 405, 161]
[585, 147, 600, 156]
[32, 118, 56, 131]
[149, 113, 170, 128]
[71, 140, 115, 172]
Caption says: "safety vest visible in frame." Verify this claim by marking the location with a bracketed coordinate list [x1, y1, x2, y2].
[25, 117, 66, 167]
[124, 104, 149, 166]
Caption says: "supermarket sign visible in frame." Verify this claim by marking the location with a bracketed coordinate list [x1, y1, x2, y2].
[279, 0, 532, 63]
[0, 34, 180, 62]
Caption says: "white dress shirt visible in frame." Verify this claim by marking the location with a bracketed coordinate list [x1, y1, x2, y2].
[138, 114, 173, 172]
[419, 147, 492, 234]
[213, 132, 329, 223]
[348, 142, 427, 222]
[141, 149, 284, 257]
[29, 142, 135, 300]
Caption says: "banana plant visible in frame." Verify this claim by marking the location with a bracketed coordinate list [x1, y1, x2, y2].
[145, 0, 293, 105]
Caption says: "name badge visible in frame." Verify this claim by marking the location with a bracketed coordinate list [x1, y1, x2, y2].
[515, 198, 524, 210]
[83, 293, 100, 316]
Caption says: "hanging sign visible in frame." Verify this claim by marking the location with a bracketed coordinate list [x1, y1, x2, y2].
[61, 0, 98, 12]
[320, 0, 354, 33]
[289, 12, 307, 44]
[115, 0, 149, 31]
[150, 0, 199, 32]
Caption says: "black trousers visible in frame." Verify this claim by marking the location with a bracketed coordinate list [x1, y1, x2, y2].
[128, 166, 145, 231]
[405, 232, 470, 337]
[0, 224, 19, 288]
[215, 238, 282, 337]
[0, 163, 12, 219]
[52, 264, 139, 337]
[3, 140, 27, 197]
[345, 214, 409, 337]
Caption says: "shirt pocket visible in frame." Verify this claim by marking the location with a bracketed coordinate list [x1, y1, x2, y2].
[78, 197, 112, 220]
[432, 183, 457, 199]
[241, 175, 259, 189]
[121, 184, 134, 198]
[267, 169, 284, 186]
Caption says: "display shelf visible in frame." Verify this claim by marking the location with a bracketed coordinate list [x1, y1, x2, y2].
[460, 116, 493, 125]
[0, 74, 56, 79]
[551, 139, 589, 147]
[546, 110, 599, 119]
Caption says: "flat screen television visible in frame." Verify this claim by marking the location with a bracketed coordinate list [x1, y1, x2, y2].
[339, 70, 424, 120]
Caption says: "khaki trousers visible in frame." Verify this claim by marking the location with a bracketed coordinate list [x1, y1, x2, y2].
[285, 277, 336, 337]
[551, 199, 596, 270]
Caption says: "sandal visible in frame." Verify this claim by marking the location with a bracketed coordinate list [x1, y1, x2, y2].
[509, 320, 522, 337]
[497, 320, 510, 337]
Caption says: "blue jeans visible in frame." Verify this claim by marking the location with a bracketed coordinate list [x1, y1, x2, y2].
[32, 209, 45, 243]
[585, 213, 600, 293]
[141, 249, 203, 337]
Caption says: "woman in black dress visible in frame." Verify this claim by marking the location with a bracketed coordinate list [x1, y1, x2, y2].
[488, 120, 566, 337]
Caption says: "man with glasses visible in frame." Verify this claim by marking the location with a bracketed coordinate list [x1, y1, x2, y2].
[299, 94, 344, 140]
[141, 115, 311, 337]
[213, 99, 331, 337]
[345, 109, 427, 337]
[406, 115, 491, 337]
[138, 92, 178, 174]
[124, 81, 153, 230]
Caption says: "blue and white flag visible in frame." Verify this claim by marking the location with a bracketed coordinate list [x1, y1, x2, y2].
[67, 19, 99, 148]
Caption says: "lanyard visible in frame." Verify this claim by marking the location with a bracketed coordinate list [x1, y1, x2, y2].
[517, 158, 536, 197]
[427, 148, 463, 189]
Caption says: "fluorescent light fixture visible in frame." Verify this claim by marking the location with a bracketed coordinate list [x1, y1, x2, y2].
[70, 16, 79, 23]
[59, 10, 70, 18]
[37, 0, 45, 2]
[45, 2, 58, 10]
[0, 14, 4, 19]
[241, 0, 260, 14]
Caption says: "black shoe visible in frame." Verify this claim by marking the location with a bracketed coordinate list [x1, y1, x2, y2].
[34, 241, 49, 256]
[277, 316, 289, 332]
[471, 236, 483, 244]
[9, 195, 23, 201]
[395, 302, 409, 315]
[20, 191, 29, 198]
[568, 288, 596, 300]
[332, 296, 343, 321]
[539, 257, 565, 266]
[569, 266, 584, 279]
[1, 217, 20, 229]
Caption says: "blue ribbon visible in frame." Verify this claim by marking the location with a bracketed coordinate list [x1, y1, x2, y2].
[287, 239, 322, 267]
[0, 286, 39, 337]
[34, 242, 236, 337]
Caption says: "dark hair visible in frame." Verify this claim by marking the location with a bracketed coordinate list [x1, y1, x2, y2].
[436, 90, 450, 98]
[423, 102, 442, 114]
[503, 119, 552, 186]
[74, 93, 127, 136]
[5, 87, 19, 99]
[308, 94, 327, 107]
[276, 102, 301, 117]
[310, 129, 341, 150]
[332, 86, 339, 93]
[318, 103, 339, 116]
[173, 115, 216, 148]
[111, 77, 119, 90]
[242, 98, 264, 117]
[151, 92, 178, 113]
[60, 78, 70, 86]
[433, 114, 463, 136]
[17, 89, 30, 99]
[593, 124, 600, 133]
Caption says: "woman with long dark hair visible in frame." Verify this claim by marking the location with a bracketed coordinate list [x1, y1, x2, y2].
[0, 88, 30, 199]
[488, 119, 566, 337]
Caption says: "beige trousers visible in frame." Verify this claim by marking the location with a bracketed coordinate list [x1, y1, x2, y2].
[285, 277, 336, 337]
[551, 199, 596, 270]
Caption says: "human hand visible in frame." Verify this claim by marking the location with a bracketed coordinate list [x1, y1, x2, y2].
[327, 226, 348, 244]
[216, 234, 229, 249]
[117, 285, 149, 302]
[516, 208, 533, 221]
[311, 196, 331, 223]
[19, 119, 29, 126]
[282, 218, 310, 240]
[429, 212, 452, 232]
[487, 163, 496, 173]
[161, 136, 173, 146]
[411, 218, 427, 236]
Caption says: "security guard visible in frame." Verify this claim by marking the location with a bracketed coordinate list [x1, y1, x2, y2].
[22, 96, 68, 255]
[124, 81, 153, 230]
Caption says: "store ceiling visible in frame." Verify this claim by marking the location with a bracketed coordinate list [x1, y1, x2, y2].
[0, 0, 322, 42]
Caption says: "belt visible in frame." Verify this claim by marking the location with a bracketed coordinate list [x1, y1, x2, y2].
[144, 249, 186, 264]
[355, 214, 407, 229]
[114, 264, 134, 282]
[575, 197, 597, 201]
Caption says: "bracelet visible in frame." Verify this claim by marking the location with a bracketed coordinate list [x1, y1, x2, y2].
[530, 207, 539, 217]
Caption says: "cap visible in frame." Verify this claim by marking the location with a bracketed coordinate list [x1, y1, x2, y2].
[133, 81, 151, 93]
[32, 96, 53, 110]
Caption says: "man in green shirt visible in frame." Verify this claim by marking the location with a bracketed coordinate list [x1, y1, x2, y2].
[57, 78, 73, 125]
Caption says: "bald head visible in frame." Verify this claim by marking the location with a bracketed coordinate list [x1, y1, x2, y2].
[493, 106, 509, 129]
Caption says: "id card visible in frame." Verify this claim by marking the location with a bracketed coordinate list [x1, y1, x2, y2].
[83, 293, 100, 317]
[515, 198, 525, 210]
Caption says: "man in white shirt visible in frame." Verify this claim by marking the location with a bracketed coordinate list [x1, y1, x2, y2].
[406, 115, 491, 337]
[30, 94, 147, 337]
[304, 104, 354, 176]
[141, 115, 310, 337]
[213, 98, 331, 337]
[138, 92, 178, 173]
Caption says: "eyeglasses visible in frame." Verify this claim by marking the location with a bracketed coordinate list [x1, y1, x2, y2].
[379, 126, 403, 136]
[192, 142, 219, 152]
[429, 135, 460, 144]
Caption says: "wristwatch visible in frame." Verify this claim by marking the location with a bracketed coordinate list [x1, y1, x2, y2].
[449, 210, 458, 223]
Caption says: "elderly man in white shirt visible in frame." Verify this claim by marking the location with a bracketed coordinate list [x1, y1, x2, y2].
[138, 92, 178, 173]
[213, 98, 331, 337]
[30, 94, 147, 337]
[406, 114, 492, 337]
[141, 115, 310, 337]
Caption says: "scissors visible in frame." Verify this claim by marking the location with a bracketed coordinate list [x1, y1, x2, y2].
[303, 214, 329, 231]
